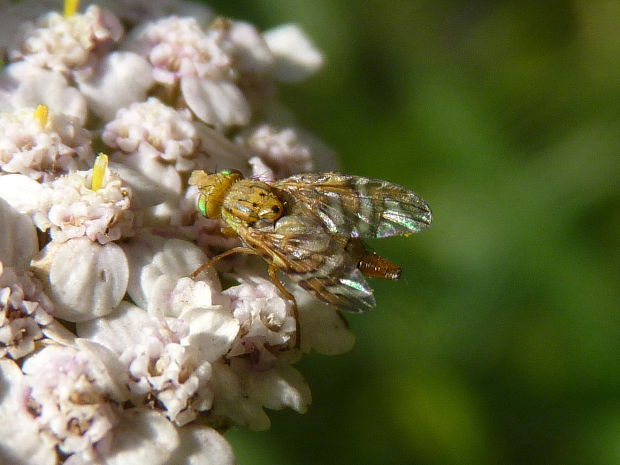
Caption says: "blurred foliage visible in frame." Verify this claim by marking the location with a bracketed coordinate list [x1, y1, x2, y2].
[204, 0, 620, 464]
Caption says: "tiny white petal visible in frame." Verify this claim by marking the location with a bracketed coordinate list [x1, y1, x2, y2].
[145, 273, 176, 316]
[264, 24, 324, 82]
[297, 293, 355, 355]
[112, 149, 183, 195]
[195, 124, 251, 172]
[78, 51, 155, 120]
[104, 409, 179, 465]
[242, 363, 312, 413]
[227, 21, 274, 74]
[74, 339, 132, 402]
[76, 302, 151, 356]
[107, 162, 168, 207]
[209, 361, 271, 431]
[153, 239, 208, 278]
[122, 234, 168, 308]
[181, 76, 250, 128]
[182, 306, 239, 361]
[3, 62, 88, 125]
[248, 155, 276, 182]
[170, 425, 235, 465]
[42, 319, 78, 345]
[0, 174, 44, 212]
[173, 277, 219, 313]
[48, 238, 128, 322]
[0, 360, 57, 465]
[0, 197, 38, 269]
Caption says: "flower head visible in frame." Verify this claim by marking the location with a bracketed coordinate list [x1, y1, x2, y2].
[225, 275, 297, 370]
[239, 124, 315, 179]
[138, 16, 235, 85]
[0, 262, 54, 360]
[9, 5, 123, 80]
[126, 16, 255, 128]
[102, 98, 213, 197]
[0, 1, 353, 463]
[33, 167, 135, 244]
[120, 315, 213, 425]
[21, 342, 127, 461]
[0, 106, 93, 182]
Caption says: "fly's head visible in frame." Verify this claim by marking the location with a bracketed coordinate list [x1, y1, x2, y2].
[189, 169, 243, 219]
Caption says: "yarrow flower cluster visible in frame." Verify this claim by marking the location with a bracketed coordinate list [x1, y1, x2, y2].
[0, 1, 352, 464]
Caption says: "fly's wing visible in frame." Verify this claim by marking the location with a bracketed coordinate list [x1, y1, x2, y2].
[240, 214, 376, 313]
[274, 173, 432, 238]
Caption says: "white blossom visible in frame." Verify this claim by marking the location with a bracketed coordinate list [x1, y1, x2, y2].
[32, 238, 129, 322]
[77, 51, 154, 121]
[0, 262, 54, 360]
[122, 235, 220, 312]
[33, 169, 135, 244]
[0, 62, 88, 125]
[238, 124, 315, 178]
[21, 342, 128, 462]
[125, 16, 257, 129]
[0, 195, 38, 269]
[224, 275, 298, 370]
[0, 107, 93, 182]
[9, 5, 123, 81]
[0, 2, 354, 464]
[102, 98, 212, 196]
[264, 24, 324, 82]
[78, 302, 237, 426]
[0, 359, 57, 465]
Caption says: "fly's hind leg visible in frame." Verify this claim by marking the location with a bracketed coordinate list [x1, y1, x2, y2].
[268, 264, 301, 349]
[191, 247, 259, 279]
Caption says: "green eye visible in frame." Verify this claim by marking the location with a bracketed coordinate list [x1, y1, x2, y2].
[198, 194, 208, 217]
[220, 168, 242, 177]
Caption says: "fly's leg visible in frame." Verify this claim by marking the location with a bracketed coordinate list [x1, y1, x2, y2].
[191, 247, 259, 279]
[268, 264, 301, 349]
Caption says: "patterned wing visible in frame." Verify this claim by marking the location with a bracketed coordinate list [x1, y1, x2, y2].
[274, 173, 432, 238]
[239, 214, 376, 313]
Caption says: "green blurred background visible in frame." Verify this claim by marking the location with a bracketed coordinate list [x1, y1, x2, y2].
[206, 1, 620, 464]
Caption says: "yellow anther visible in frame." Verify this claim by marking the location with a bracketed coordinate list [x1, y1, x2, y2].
[34, 104, 48, 129]
[64, 0, 80, 17]
[91, 153, 108, 191]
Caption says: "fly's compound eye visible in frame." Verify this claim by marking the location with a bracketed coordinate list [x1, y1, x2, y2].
[220, 168, 243, 176]
[197, 194, 209, 217]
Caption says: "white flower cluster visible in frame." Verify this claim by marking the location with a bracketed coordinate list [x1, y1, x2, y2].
[0, 107, 93, 181]
[0, 2, 353, 465]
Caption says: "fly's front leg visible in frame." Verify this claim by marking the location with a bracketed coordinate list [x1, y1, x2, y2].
[268, 264, 301, 349]
[191, 247, 259, 279]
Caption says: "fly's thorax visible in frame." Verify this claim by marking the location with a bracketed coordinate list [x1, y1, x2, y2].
[189, 170, 243, 219]
[222, 179, 284, 227]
